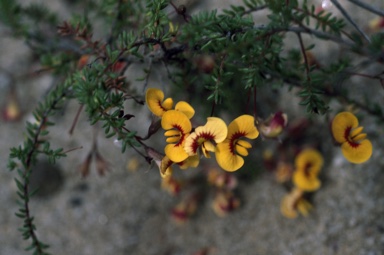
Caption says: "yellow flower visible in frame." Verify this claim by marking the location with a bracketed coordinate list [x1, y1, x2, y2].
[292, 148, 323, 192]
[215, 115, 259, 172]
[331, 111, 373, 164]
[178, 155, 200, 169]
[146, 88, 173, 117]
[174, 101, 195, 119]
[295, 148, 323, 175]
[280, 188, 313, 219]
[184, 117, 227, 159]
[162, 110, 192, 163]
[145, 88, 195, 118]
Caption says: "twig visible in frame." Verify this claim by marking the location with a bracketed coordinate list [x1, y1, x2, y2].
[347, 0, 384, 17]
[296, 32, 310, 80]
[68, 104, 84, 135]
[242, 5, 267, 16]
[330, 0, 371, 43]
[142, 57, 153, 93]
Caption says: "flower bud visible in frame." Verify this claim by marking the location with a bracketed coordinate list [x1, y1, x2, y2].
[194, 55, 215, 74]
[2, 91, 21, 121]
[258, 112, 288, 138]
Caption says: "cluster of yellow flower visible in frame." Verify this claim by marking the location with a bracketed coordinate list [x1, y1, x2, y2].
[145, 88, 259, 176]
[279, 111, 373, 219]
[146, 88, 374, 220]
[280, 148, 323, 218]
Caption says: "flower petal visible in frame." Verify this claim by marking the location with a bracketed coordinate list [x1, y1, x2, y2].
[164, 130, 180, 137]
[350, 126, 363, 138]
[341, 139, 373, 164]
[294, 148, 324, 176]
[146, 88, 173, 117]
[162, 110, 192, 133]
[184, 117, 227, 156]
[166, 137, 180, 143]
[215, 141, 244, 172]
[184, 132, 199, 156]
[280, 194, 298, 219]
[292, 170, 321, 192]
[165, 144, 189, 163]
[235, 144, 249, 156]
[352, 133, 367, 142]
[179, 155, 200, 169]
[332, 112, 358, 144]
[236, 139, 252, 149]
[204, 117, 228, 143]
[175, 101, 195, 119]
[228, 115, 259, 139]
[297, 199, 312, 217]
[160, 156, 173, 178]
[162, 98, 174, 110]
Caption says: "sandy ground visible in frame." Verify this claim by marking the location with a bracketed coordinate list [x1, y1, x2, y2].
[1, 0, 384, 255]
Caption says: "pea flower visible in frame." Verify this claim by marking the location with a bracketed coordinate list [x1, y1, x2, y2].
[331, 111, 373, 164]
[159, 156, 173, 178]
[207, 167, 238, 190]
[215, 115, 259, 172]
[184, 117, 228, 160]
[280, 188, 313, 219]
[161, 175, 182, 196]
[368, 17, 384, 33]
[292, 148, 323, 192]
[257, 111, 288, 139]
[171, 194, 198, 224]
[211, 190, 240, 217]
[159, 155, 199, 178]
[145, 88, 194, 118]
[162, 110, 192, 163]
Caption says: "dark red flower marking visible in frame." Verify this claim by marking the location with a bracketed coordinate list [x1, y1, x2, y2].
[229, 131, 246, 155]
[344, 126, 359, 148]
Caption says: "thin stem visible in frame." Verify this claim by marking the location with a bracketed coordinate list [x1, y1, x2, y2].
[253, 86, 257, 118]
[330, 0, 371, 43]
[296, 32, 310, 81]
[347, 0, 384, 17]
[21, 85, 70, 254]
[143, 57, 153, 92]
[242, 5, 267, 16]
[68, 104, 84, 135]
